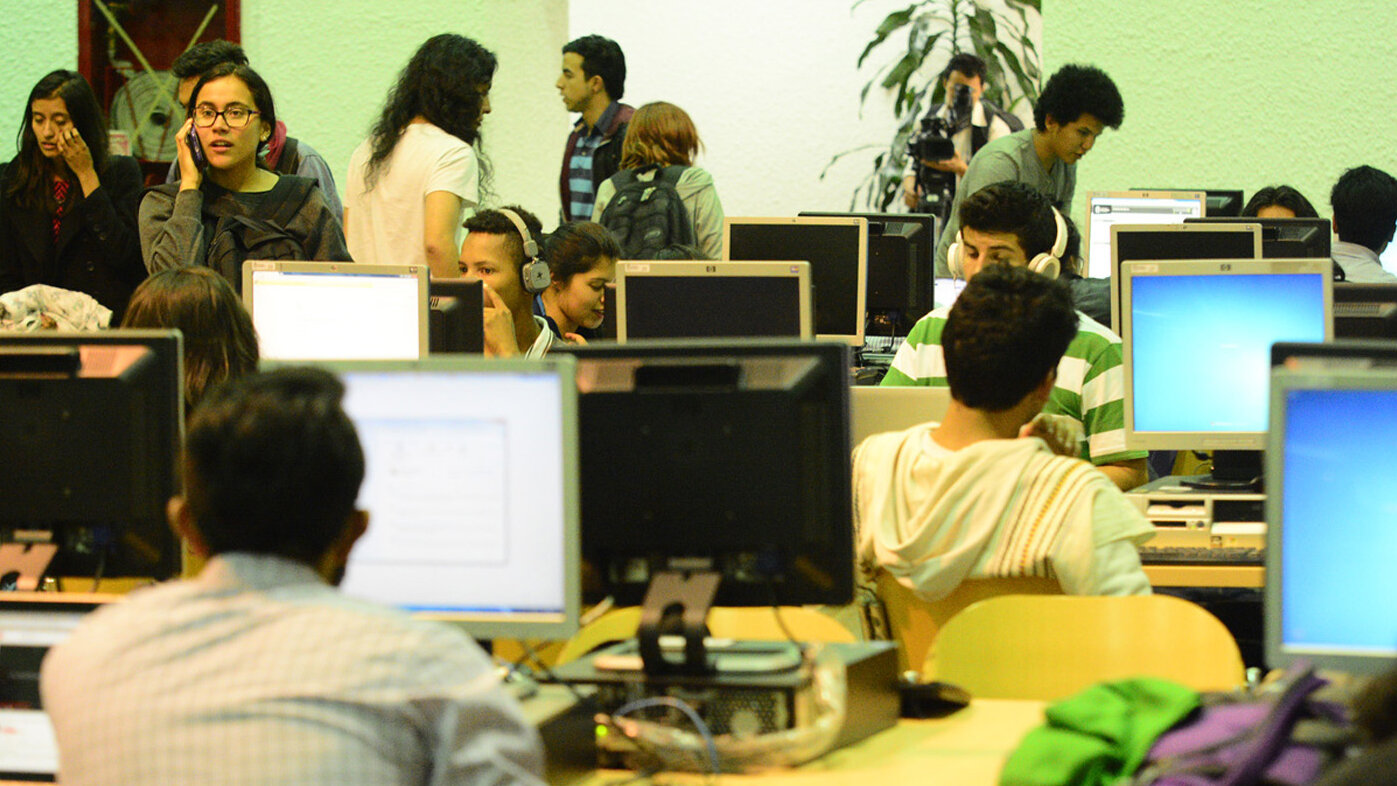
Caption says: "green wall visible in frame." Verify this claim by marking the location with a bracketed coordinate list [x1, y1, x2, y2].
[1042, 1, 1397, 228]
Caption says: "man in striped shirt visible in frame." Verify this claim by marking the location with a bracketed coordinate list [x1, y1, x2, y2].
[557, 35, 633, 222]
[881, 181, 1149, 490]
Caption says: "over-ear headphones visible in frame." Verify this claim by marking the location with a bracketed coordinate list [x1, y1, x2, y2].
[498, 207, 551, 294]
[947, 205, 1067, 280]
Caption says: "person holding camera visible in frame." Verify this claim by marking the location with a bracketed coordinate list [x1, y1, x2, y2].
[901, 53, 1022, 215]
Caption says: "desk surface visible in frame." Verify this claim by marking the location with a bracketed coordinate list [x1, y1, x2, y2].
[564, 698, 1045, 785]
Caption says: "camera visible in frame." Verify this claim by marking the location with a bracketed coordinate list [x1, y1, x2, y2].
[907, 83, 974, 220]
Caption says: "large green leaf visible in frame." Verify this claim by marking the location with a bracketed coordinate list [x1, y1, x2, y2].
[857, 5, 917, 68]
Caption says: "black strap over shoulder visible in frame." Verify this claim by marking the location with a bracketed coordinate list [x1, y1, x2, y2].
[274, 137, 301, 176]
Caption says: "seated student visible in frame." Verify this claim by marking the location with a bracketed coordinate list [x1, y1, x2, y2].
[855, 264, 1153, 600]
[535, 221, 619, 341]
[40, 367, 545, 785]
[1242, 184, 1319, 219]
[120, 266, 258, 414]
[0, 70, 145, 322]
[459, 206, 555, 357]
[592, 101, 725, 260]
[1056, 213, 1110, 327]
[140, 63, 349, 289]
[882, 181, 1149, 491]
[163, 40, 343, 221]
[1330, 166, 1397, 283]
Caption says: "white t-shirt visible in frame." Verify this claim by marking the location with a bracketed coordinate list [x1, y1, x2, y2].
[344, 123, 478, 267]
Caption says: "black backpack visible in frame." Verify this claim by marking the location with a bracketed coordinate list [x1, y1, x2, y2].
[598, 164, 696, 259]
[204, 178, 315, 292]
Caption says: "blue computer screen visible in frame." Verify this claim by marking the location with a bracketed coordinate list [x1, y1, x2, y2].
[1281, 388, 1397, 656]
[1131, 273, 1327, 433]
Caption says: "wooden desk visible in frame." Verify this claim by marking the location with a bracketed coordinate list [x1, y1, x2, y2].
[565, 698, 1046, 785]
[1144, 564, 1264, 589]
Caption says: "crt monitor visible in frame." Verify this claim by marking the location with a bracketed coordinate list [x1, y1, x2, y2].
[0, 330, 183, 582]
[1138, 187, 1244, 217]
[1185, 216, 1332, 259]
[565, 339, 854, 608]
[1266, 363, 1397, 675]
[1109, 222, 1262, 333]
[428, 278, 485, 353]
[311, 357, 580, 641]
[1083, 190, 1205, 279]
[615, 260, 812, 341]
[1120, 258, 1331, 485]
[1333, 283, 1397, 339]
[243, 260, 429, 361]
[723, 216, 868, 345]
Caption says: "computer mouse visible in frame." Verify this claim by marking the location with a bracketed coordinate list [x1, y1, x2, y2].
[899, 679, 972, 718]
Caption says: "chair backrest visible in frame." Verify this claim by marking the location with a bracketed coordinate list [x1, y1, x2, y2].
[876, 571, 1061, 674]
[929, 594, 1246, 700]
[554, 606, 856, 666]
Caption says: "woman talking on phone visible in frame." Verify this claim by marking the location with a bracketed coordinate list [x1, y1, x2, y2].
[140, 63, 348, 290]
[0, 70, 145, 321]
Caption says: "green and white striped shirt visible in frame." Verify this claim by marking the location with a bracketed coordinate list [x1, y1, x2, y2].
[880, 307, 1147, 466]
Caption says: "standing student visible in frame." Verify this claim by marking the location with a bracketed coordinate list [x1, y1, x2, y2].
[0, 70, 144, 321]
[933, 64, 1124, 276]
[558, 35, 632, 222]
[459, 206, 555, 358]
[140, 63, 348, 289]
[536, 221, 619, 340]
[345, 34, 495, 278]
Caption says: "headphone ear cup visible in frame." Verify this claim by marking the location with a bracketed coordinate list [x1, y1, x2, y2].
[948, 232, 965, 278]
[1028, 253, 1061, 279]
[522, 258, 552, 294]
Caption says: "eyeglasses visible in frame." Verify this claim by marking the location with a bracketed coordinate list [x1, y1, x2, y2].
[191, 104, 259, 129]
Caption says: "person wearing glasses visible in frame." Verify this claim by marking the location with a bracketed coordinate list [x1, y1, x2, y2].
[139, 63, 349, 288]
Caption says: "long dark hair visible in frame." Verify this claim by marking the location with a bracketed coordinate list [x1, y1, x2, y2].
[364, 34, 496, 191]
[6, 70, 110, 212]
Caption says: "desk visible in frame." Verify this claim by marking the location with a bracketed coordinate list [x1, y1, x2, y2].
[563, 698, 1045, 786]
[1144, 564, 1264, 589]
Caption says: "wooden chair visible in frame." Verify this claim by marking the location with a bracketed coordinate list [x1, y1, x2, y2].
[555, 606, 856, 666]
[927, 594, 1246, 700]
[875, 571, 1061, 674]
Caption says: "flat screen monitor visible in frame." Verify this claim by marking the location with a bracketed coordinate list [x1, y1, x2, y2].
[1376, 239, 1397, 275]
[1121, 258, 1331, 455]
[1110, 223, 1262, 333]
[1333, 283, 1397, 339]
[1266, 363, 1397, 675]
[0, 330, 182, 581]
[427, 278, 484, 354]
[243, 260, 429, 361]
[565, 339, 854, 607]
[314, 357, 580, 641]
[723, 217, 868, 345]
[1272, 339, 1397, 369]
[1138, 187, 1244, 217]
[933, 277, 967, 308]
[799, 211, 937, 331]
[1084, 190, 1205, 279]
[1185, 216, 1332, 259]
[616, 260, 812, 341]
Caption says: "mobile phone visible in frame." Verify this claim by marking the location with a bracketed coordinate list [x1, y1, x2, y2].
[185, 124, 205, 168]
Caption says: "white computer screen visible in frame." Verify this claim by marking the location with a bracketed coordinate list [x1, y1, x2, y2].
[335, 361, 577, 638]
[249, 269, 424, 361]
[1085, 191, 1204, 278]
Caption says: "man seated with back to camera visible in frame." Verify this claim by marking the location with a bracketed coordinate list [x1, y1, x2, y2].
[1329, 165, 1397, 283]
[459, 205, 558, 357]
[40, 367, 545, 785]
[883, 181, 1149, 490]
[856, 264, 1153, 601]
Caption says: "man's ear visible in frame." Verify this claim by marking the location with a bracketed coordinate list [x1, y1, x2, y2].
[1033, 368, 1057, 404]
[588, 74, 605, 96]
[168, 496, 209, 558]
[332, 510, 369, 566]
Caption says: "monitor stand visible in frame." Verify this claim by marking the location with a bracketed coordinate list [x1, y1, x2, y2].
[1180, 449, 1263, 492]
[635, 571, 801, 677]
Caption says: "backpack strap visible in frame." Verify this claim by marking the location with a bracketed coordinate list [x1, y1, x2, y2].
[266, 176, 317, 229]
[274, 137, 301, 176]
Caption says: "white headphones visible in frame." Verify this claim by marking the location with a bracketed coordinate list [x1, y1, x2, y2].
[498, 207, 552, 294]
[948, 205, 1067, 280]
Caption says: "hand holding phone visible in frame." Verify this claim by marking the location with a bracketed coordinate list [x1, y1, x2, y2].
[185, 124, 205, 169]
[176, 118, 204, 190]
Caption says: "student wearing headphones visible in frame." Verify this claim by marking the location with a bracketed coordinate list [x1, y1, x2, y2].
[882, 181, 1149, 491]
[458, 206, 555, 357]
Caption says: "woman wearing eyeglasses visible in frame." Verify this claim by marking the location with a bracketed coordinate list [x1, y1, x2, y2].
[139, 63, 348, 289]
[0, 70, 145, 322]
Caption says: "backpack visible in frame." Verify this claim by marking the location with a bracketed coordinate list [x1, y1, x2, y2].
[598, 164, 696, 259]
[272, 137, 302, 176]
[203, 177, 315, 292]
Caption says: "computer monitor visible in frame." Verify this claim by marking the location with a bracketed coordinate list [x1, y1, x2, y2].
[799, 211, 937, 333]
[1083, 190, 1205, 279]
[1185, 216, 1332, 259]
[427, 278, 485, 354]
[1333, 283, 1397, 339]
[1138, 187, 1244, 217]
[0, 330, 183, 582]
[1121, 258, 1331, 486]
[615, 260, 812, 341]
[1266, 363, 1397, 675]
[243, 260, 429, 361]
[566, 339, 853, 610]
[1109, 223, 1262, 333]
[723, 217, 868, 345]
[316, 357, 580, 641]
[933, 277, 967, 309]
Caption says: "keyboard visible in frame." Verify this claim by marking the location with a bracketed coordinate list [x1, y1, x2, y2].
[1138, 546, 1265, 566]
